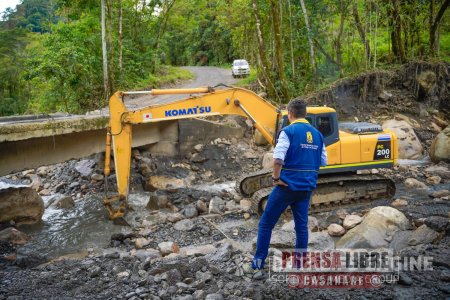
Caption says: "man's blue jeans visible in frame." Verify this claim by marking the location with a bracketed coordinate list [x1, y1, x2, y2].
[252, 186, 311, 269]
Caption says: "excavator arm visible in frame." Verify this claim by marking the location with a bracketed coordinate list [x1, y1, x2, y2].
[103, 87, 282, 221]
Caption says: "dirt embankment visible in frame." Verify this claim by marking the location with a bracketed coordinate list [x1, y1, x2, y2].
[305, 61, 449, 119]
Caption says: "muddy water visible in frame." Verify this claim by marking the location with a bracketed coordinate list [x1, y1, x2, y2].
[16, 182, 237, 261]
[17, 195, 124, 260]
[16, 191, 180, 260]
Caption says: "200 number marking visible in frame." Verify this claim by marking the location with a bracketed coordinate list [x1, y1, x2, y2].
[377, 148, 390, 158]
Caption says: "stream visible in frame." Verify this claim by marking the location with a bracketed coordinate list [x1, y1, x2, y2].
[14, 181, 237, 261]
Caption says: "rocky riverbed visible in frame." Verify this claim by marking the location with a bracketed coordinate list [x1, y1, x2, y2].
[0, 130, 449, 299]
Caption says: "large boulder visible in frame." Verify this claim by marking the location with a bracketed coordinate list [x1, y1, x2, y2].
[429, 126, 450, 163]
[0, 184, 44, 225]
[382, 120, 423, 159]
[336, 206, 409, 249]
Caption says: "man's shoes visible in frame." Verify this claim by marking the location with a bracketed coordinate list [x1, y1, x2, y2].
[252, 269, 268, 281]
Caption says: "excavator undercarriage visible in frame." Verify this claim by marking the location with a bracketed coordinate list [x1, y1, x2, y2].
[237, 170, 396, 215]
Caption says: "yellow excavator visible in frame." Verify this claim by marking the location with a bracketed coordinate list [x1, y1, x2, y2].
[103, 86, 398, 222]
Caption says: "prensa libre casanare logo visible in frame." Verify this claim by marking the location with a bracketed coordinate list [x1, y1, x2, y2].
[269, 249, 433, 289]
[164, 106, 212, 117]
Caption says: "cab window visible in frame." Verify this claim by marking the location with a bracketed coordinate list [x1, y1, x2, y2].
[317, 116, 332, 137]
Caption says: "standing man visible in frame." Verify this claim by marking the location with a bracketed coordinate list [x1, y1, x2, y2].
[252, 98, 327, 278]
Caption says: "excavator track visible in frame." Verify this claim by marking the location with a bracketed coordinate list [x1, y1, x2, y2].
[236, 169, 274, 197]
[237, 171, 396, 215]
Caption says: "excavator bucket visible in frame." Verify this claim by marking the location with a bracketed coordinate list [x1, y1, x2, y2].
[102, 194, 131, 226]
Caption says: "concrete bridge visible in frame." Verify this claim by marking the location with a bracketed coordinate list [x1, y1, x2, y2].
[0, 67, 246, 176]
[0, 113, 244, 177]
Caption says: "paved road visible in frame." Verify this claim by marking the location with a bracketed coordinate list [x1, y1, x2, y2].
[0, 66, 238, 124]
[123, 66, 238, 110]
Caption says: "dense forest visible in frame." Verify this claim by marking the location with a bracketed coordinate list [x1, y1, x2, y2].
[0, 0, 449, 116]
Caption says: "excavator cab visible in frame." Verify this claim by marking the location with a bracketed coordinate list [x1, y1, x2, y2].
[278, 109, 339, 147]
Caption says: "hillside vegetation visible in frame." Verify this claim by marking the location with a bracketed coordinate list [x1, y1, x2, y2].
[0, 0, 449, 115]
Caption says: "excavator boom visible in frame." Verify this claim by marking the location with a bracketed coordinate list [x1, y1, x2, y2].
[104, 87, 282, 221]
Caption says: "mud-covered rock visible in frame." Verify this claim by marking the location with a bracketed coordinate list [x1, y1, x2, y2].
[261, 152, 273, 169]
[183, 204, 198, 218]
[46, 194, 75, 209]
[191, 153, 208, 163]
[252, 230, 295, 249]
[0, 184, 44, 225]
[404, 178, 427, 189]
[196, 200, 208, 213]
[430, 189, 450, 198]
[281, 216, 319, 232]
[391, 198, 408, 207]
[391, 225, 439, 251]
[0, 227, 30, 245]
[239, 199, 252, 212]
[328, 224, 346, 236]
[424, 164, 450, 179]
[74, 159, 95, 178]
[174, 219, 195, 231]
[144, 175, 186, 192]
[180, 244, 216, 257]
[426, 175, 441, 185]
[336, 206, 409, 249]
[429, 126, 450, 163]
[167, 213, 184, 223]
[91, 173, 104, 181]
[424, 216, 449, 232]
[343, 215, 363, 229]
[209, 196, 225, 214]
[158, 241, 180, 256]
[135, 238, 151, 249]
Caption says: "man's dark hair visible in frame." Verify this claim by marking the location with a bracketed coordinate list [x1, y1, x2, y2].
[287, 98, 307, 118]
